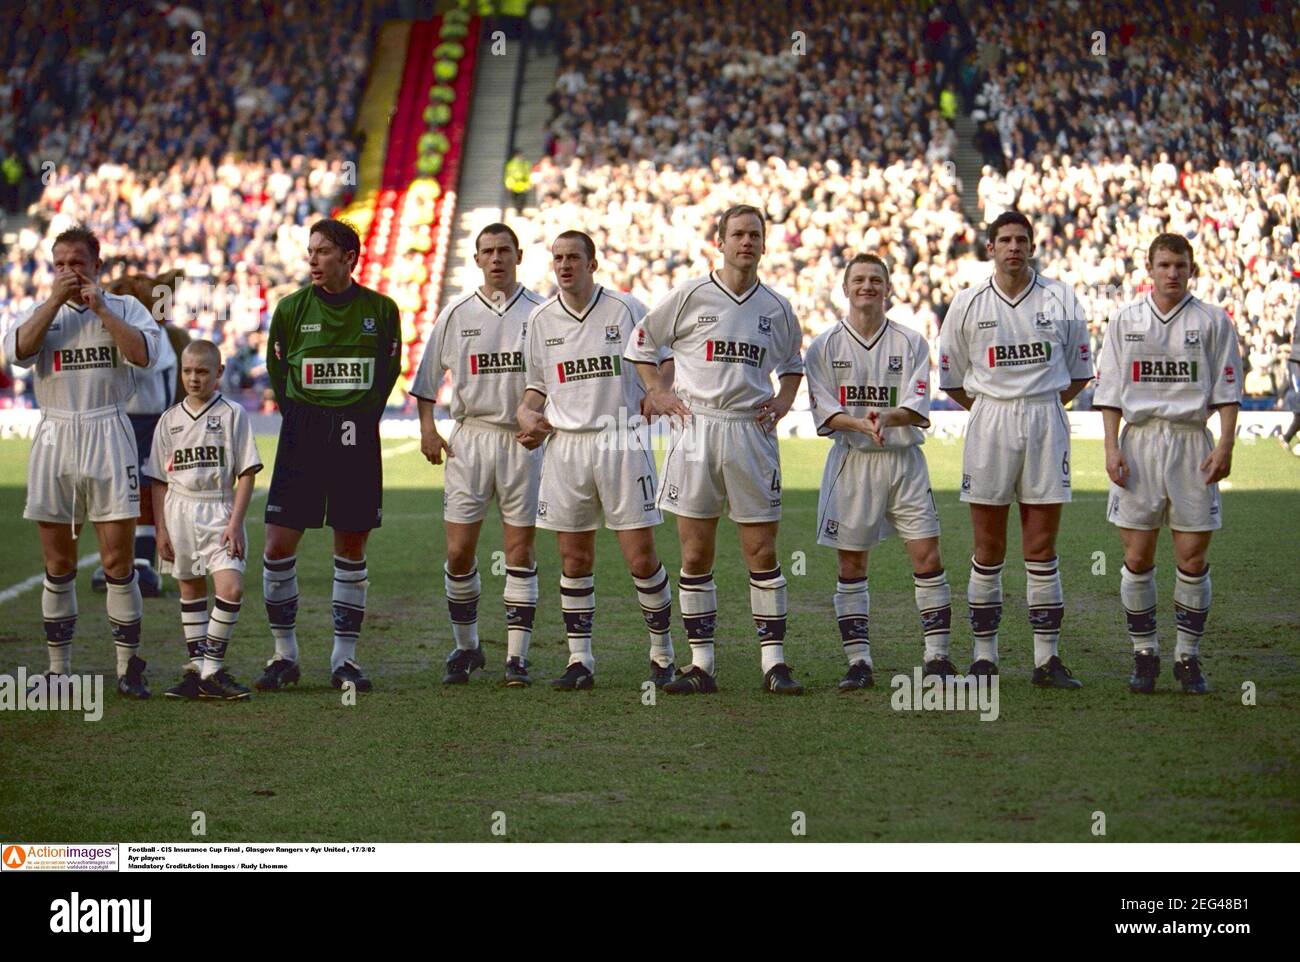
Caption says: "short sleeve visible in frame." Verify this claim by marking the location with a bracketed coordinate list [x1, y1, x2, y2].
[1209, 310, 1243, 408]
[1092, 312, 1123, 410]
[231, 406, 264, 477]
[773, 294, 804, 378]
[804, 337, 843, 435]
[143, 415, 170, 483]
[2, 306, 39, 368]
[938, 293, 969, 392]
[1065, 287, 1094, 380]
[121, 296, 161, 370]
[524, 304, 547, 396]
[410, 301, 454, 401]
[899, 334, 932, 427]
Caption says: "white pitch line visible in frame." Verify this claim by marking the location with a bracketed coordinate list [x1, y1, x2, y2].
[0, 439, 425, 606]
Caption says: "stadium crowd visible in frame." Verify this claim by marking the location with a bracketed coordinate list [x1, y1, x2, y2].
[514, 0, 1298, 405]
[1, 0, 372, 407]
[3, 0, 1297, 410]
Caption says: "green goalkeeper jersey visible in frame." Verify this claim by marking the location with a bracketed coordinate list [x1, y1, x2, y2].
[267, 282, 403, 412]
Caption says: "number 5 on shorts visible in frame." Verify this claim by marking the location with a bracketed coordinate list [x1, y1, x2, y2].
[126, 465, 138, 490]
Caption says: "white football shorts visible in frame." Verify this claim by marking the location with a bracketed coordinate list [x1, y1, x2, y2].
[442, 418, 543, 526]
[960, 393, 1072, 505]
[817, 444, 940, 551]
[25, 404, 141, 524]
[657, 406, 782, 523]
[536, 428, 661, 531]
[1106, 419, 1221, 532]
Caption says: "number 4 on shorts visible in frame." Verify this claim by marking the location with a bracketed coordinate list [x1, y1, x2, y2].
[771, 470, 781, 493]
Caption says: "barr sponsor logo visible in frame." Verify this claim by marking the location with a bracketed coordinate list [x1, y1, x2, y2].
[302, 358, 374, 390]
[300, 323, 322, 332]
[987, 342, 1051, 367]
[168, 446, 227, 470]
[556, 355, 621, 383]
[1132, 359, 1198, 383]
[705, 340, 767, 367]
[52, 345, 118, 372]
[470, 351, 525, 375]
[839, 384, 897, 407]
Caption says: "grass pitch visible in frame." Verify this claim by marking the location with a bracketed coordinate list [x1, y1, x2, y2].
[0, 431, 1297, 842]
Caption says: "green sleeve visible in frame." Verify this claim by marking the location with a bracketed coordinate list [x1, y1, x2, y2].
[381, 298, 403, 403]
[267, 299, 289, 406]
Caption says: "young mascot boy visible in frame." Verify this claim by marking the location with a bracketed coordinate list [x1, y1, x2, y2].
[147, 340, 263, 699]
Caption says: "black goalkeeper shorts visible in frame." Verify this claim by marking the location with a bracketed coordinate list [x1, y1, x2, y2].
[265, 403, 384, 531]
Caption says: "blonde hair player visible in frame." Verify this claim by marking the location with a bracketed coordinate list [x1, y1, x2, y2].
[804, 254, 956, 689]
[1, 226, 160, 698]
[1095, 234, 1241, 694]
[146, 340, 263, 700]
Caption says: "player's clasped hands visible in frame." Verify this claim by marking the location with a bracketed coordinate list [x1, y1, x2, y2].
[863, 410, 886, 446]
[515, 408, 553, 450]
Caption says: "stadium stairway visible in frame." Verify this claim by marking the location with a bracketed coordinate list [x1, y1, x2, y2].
[438, 26, 558, 310]
[953, 113, 985, 227]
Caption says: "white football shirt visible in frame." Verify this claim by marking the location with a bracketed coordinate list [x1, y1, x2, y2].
[144, 393, 263, 498]
[409, 284, 545, 427]
[127, 322, 178, 415]
[626, 271, 804, 410]
[2, 293, 161, 412]
[524, 286, 663, 431]
[1094, 293, 1242, 424]
[805, 319, 931, 452]
[938, 270, 1093, 400]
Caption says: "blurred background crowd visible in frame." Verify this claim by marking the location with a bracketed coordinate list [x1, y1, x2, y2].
[3, 0, 1296, 411]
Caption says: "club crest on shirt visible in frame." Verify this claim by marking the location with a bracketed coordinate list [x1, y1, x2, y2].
[206, 415, 222, 432]
[888, 355, 903, 373]
[1185, 329, 1201, 346]
[1034, 312, 1052, 328]
[363, 317, 377, 334]
[605, 324, 621, 343]
[758, 315, 773, 335]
